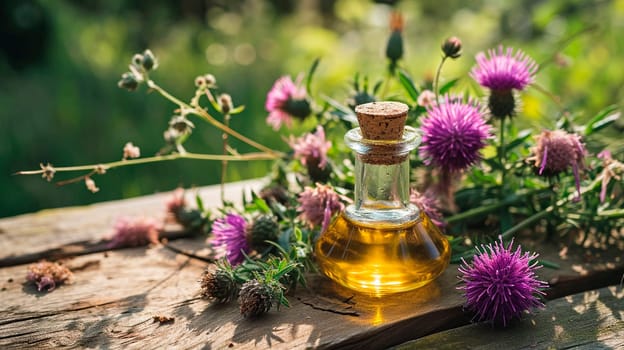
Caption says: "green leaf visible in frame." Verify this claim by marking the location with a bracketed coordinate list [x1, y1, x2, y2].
[584, 105, 620, 136]
[321, 95, 358, 125]
[229, 105, 245, 115]
[439, 78, 460, 94]
[398, 69, 419, 102]
[504, 129, 532, 151]
[306, 58, 321, 93]
[195, 193, 205, 212]
[372, 80, 383, 94]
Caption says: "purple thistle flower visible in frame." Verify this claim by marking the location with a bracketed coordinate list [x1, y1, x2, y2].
[297, 183, 344, 233]
[458, 238, 548, 326]
[211, 213, 250, 266]
[419, 95, 491, 173]
[288, 126, 332, 170]
[409, 189, 445, 227]
[470, 46, 537, 119]
[470, 46, 537, 91]
[529, 129, 586, 200]
[265, 75, 310, 130]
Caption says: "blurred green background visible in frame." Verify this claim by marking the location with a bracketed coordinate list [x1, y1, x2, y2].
[2, 0, 623, 218]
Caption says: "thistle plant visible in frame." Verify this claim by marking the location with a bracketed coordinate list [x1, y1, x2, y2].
[17, 49, 284, 200]
[15, 11, 624, 322]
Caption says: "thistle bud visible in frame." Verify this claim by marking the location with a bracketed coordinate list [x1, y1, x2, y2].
[283, 98, 311, 120]
[247, 215, 279, 251]
[131, 54, 143, 67]
[169, 115, 195, 134]
[141, 49, 158, 71]
[238, 279, 274, 318]
[118, 72, 139, 91]
[441, 36, 462, 59]
[200, 269, 238, 303]
[385, 12, 404, 70]
[218, 94, 233, 115]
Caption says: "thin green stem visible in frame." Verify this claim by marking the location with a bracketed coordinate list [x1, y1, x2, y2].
[433, 56, 448, 104]
[16, 152, 279, 176]
[445, 188, 549, 224]
[221, 113, 231, 203]
[499, 117, 506, 193]
[147, 80, 284, 157]
[500, 177, 602, 241]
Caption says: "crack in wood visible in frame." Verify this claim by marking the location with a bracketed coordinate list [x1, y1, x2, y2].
[0, 229, 192, 268]
[296, 297, 360, 317]
[0, 330, 39, 340]
[162, 243, 214, 264]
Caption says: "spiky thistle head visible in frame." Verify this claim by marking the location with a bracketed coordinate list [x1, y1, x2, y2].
[458, 238, 548, 326]
[265, 75, 310, 130]
[238, 279, 277, 318]
[288, 125, 332, 182]
[529, 129, 586, 200]
[211, 213, 250, 266]
[470, 46, 537, 119]
[419, 94, 491, 173]
[199, 261, 239, 304]
[297, 183, 344, 233]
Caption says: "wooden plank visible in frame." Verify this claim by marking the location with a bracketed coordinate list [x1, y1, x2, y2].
[0, 179, 264, 263]
[0, 242, 466, 349]
[1, 178, 623, 349]
[1, 236, 623, 350]
[392, 286, 624, 350]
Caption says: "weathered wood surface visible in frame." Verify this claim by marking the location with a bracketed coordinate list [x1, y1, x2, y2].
[393, 286, 624, 350]
[0, 178, 264, 265]
[0, 180, 623, 349]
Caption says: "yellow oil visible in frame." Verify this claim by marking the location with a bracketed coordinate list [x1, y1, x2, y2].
[315, 211, 450, 295]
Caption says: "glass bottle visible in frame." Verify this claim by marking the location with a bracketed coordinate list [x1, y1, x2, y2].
[315, 101, 450, 295]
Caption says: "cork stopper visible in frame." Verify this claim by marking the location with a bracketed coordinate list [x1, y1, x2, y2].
[355, 101, 409, 141]
[351, 101, 411, 165]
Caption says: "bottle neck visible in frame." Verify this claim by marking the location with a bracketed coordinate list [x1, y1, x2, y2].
[354, 157, 410, 210]
[344, 126, 420, 224]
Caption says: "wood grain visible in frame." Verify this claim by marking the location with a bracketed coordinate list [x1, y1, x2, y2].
[1, 179, 623, 349]
[0, 179, 264, 263]
[392, 286, 624, 350]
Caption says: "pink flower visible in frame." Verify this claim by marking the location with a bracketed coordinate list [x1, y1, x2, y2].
[458, 238, 548, 326]
[211, 213, 250, 266]
[288, 125, 332, 170]
[297, 183, 344, 232]
[265, 75, 311, 130]
[123, 142, 141, 159]
[107, 216, 161, 249]
[26, 260, 73, 292]
[529, 129, 586, 200]
[166, 187, 186, 218]
[409, 189, 444, 227]
[470, 46, 537, 92]
[417, 90, 436, 108]
[419, 95, 491, 172]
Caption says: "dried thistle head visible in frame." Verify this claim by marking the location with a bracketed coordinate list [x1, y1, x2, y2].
[26, 260, 73, 292]
[200, 267, 239, 304]
[238, 279, 274, 318]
